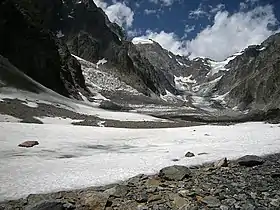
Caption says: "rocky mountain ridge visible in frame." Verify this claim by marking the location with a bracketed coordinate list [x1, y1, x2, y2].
[1, 0, 280, 119]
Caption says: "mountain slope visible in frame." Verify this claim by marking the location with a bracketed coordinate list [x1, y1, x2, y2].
[214, 33, 280, 111]
[0, 0, 89, 100]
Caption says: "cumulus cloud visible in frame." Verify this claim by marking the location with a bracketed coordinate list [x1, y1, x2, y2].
[189, 3, 208, 19]
[187, 5, 279, 60]
[144, 9, 157, 15]
[209, 4, 225, 14]
[134, 4, 279, 61]
[148, 0, 176, 7]
[134, 30, 187, 55]
[93, 0, 134, 28]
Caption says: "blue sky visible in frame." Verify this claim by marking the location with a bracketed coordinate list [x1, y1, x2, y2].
[94, 0, 280, 60]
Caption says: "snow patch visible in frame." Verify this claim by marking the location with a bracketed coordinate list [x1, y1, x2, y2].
[0, 114, 21, 123]
[207, 51, 244, 76]
[132, 37, 153, 45]
[96, 58, 107, 68]
[34, 117, 83, 125]
[21, 101, 38, 108]
[0, 122, 280, 200]
[258, 47, 266, 51]
[56, 30, 64, 38]
[176, 59, 184, 66]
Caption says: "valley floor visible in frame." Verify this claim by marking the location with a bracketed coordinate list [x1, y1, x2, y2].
[0, 122, 280, 204]
[1, 152, 280, 210]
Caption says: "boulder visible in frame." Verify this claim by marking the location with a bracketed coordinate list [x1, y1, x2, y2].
[185, 152, 195, 157]
[99, 101, 129, 111]
[237, 155, 264, 167]
[201, 196, 221, 208]
[79, 191, 109, 210]
[18, 141, 39, 148]
[159, 165, 191, 181]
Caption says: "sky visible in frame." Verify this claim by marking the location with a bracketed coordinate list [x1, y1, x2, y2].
[93, 0, 280, 61]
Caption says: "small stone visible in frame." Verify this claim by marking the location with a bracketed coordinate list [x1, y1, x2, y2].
[18, 141, 39, 148]
[172, 158, 180, 162]
[222, 198, 237, 207]
[79, 191, 109, 210]
[135, 192, 148, 203]
[270, 198, 280, 207]
[271, 172, 280, 178]
[241, 202, 255, 210]
[220, 205, 229, 210]
[173, 195, 190, 209]
[146, 178, 161, 187]
[104, 184, 128, 198]
[237, 155, 264, 167]
[214, 158, 228, 168]
[201, 196, 221, 207]
[185, 152, 195, 157]
[198, 152, 208, 156]
[148, 195, 162, 203]
[159, 165, 191, 181]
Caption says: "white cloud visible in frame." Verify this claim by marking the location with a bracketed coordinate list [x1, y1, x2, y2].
[144, 9, 157, 15]
[134, 5, 279, 61]
[134, 30, 187, 55]
[187, 5, 279, 60]
[210, 4, 225, 14]
[93, 0, 134, 28]
[148, 0, 175, 6]
[127, 28, 143, 37]
[189, 3, 208, 19]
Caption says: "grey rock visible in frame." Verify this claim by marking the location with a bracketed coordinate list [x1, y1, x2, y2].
[104, 184, 128, 197]
[201, 196, 221, 207]
[198, 152, 208, 156]
[159, 165, 191, 181]
[220, 205, 229, 210]
[241, 202, 255, 210]
[237, 155, 264, 167]
[172, 195, 190, 209]
[79, 191, 109, 210]
[185, 152, 195, 157]
[99, 101, 130, 111]
[18, 141, 39, 148]
[134, 192, 148, 203]
[25, 200, 65, 210]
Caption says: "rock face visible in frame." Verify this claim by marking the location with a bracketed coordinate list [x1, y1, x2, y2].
[214, 33, 280, 111]
[0, 0, 89, 100]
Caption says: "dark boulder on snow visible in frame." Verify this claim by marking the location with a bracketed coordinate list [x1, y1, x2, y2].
[185, 151, 195, 157]
[159, 165, 191, 181]
[18, 141, 39, 148]
[237, 155, 264, 167]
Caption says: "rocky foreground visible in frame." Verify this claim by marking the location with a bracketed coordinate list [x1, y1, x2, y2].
[1, 154, 280, 210]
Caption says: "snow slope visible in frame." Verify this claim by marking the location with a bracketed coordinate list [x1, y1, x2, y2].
[0, 122, 280, 201]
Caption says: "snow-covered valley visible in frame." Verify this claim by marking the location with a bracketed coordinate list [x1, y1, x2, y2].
[1, 122, 280, 201]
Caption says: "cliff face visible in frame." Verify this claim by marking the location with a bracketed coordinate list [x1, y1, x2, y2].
[214, 33, 280, 111]
[0, 0, 90, 99]
[57, 0, 173, 96]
